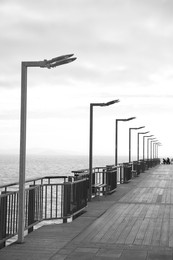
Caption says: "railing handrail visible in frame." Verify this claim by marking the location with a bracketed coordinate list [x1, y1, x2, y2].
[0, 175, 72, 190]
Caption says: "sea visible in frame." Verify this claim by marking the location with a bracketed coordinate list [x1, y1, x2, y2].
[0, 153, 129, 245]
[0, 154, 128, 187]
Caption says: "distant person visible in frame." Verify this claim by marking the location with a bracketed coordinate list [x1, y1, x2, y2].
[163, 158, 166, 164]
[167, 157, 170, 164]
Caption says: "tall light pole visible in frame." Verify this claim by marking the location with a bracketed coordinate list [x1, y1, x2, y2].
[89, 99, 119, 201]
[137, 131, 149, 161]
[157, 143, 162, 158]
[153, 142, 159, 159]
[147, 137, 156, 159]
[147, 137, 156, 160]
[143, 135, 153, 160]
[151, 140, 158, 159]
[129, 126, 145, 163]
[115, 117, 136, 166]
[18, 54, 77, 243]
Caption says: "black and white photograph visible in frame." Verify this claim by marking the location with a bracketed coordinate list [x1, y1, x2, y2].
[0, 0, 173, 259]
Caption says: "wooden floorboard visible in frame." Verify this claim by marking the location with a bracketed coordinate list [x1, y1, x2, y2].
[2, 164, 173, 259]
[73, 165, 173, 249]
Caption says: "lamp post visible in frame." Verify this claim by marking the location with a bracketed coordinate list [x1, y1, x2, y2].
[157, 143, 162, 158]
[18, 54, 77, 243]
[153, 142, 159, 159]
[129, 126, 145, 163]
[89, 99, 119, 201]
[147, 137, 156, 160]
[151, 140, 158, 159]
[143, 135, 153, 161]
[137, 131, 149, 161]
[115, 117, 136, 166]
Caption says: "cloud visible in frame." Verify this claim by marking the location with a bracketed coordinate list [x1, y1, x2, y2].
[1, 0, 173, 155]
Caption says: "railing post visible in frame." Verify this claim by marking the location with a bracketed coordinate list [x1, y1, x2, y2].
[0, 192, 7, 249]
[28, 186, 35, 233]
[63, 182, 71, 223]
[120, 165, 123, 184]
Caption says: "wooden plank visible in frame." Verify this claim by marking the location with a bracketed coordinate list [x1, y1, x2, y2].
[99, 204, 135, 243]
[160, 219, 169, 246]
[106, 215, 132, 243]
[134, 218, 150, 245]
[75, 203, 122, 242]
[169, 218, 173, 247]
[142, 218, 155, 246]
[90, 203, 131, 242]
[116, 217, 137, 244]
[124, 218, 143, 244]
[151, 217, 162, 246]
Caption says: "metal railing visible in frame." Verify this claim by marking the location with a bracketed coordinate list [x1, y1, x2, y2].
[72, 165, 117, 196]
[0, 158, 160, 248]
[0, 176, 88, 248]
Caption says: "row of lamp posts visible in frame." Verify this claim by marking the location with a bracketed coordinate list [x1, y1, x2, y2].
[18, 54, 162, 243]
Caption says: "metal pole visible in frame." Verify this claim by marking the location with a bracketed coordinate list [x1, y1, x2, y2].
[18, 63, 27, 243]
[115, 120, 118, 166]
[137, 133, 139, 161]
[17, 55, 76, 243]
[129, 128, 131, 163]
[150, 140, 152, 160]
[147, 138, 149, 160]
[153, 143, 155, 159]
[143, 136, 145, 161]
[89, 104, 93, 202]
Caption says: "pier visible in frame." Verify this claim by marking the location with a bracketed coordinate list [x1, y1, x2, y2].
[1, 163, 173, 259]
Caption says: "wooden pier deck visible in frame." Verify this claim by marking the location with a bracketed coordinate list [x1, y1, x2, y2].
[1, 164, 173, 259]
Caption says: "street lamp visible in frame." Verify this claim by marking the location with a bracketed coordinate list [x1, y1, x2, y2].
[143, 135, 153, 160]
[147, 137, 156, 159]
[129, 126, 145, 163]
[137, 131, 150, 161]
[18, 54, 77, 243]
[89, 99, 119, 201]
[115, 117, 136, 166]
[156, 143, 162, 158]
[151, 140, 158, 159]
[153, 142, 159, 159]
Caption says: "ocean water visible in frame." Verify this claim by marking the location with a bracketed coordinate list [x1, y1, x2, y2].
[0, 154, 128, 186]
[1, 154, 128, 245]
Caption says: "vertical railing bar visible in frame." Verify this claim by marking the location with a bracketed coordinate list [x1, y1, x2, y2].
[37, 186, 39, 220]
[16, 192, 19, 233]
[61, 185, 64, 218]
[10, 193, 14, 235]
[50, 185, 53, 219]
[40, 185, 43, 220]
[34, 187, 37, 221]
[45, 185, 47, 219]
[7, 195, 11, 236]
[38, 186, 40, 220]
[14, 192, 17, 234]
[25, 190, 28, 228]
[13, 193, 16, 235]
[35, 186, 38, 220]
[56, 185, 58, 218]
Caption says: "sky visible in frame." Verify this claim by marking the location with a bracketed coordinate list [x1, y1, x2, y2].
[0, 0, 173, 160]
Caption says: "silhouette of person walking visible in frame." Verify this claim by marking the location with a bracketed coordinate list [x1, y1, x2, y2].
[167, 157, 170, 164]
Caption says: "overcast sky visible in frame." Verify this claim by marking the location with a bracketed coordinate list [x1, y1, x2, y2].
[1, 0, 173, 159]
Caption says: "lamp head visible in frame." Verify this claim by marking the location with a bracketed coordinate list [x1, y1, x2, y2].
[40, 54, 77, 69]
[103, 99, 120, 106]
[125, 117, 136, 121]
[138, 131, 150, 135]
